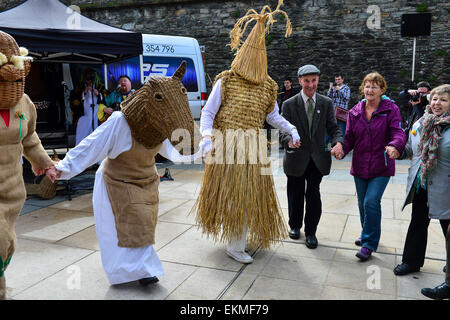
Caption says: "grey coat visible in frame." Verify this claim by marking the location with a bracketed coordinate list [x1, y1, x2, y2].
[280, 92, 344, 176]
[400, 117, 450, 219]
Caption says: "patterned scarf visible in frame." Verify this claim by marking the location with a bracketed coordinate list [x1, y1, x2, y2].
[417, 106, 450, 187]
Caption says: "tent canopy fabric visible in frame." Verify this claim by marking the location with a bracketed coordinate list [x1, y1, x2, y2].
[0, 0, 142, 63]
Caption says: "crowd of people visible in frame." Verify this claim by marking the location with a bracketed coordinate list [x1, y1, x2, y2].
[1, 0, 449, 301]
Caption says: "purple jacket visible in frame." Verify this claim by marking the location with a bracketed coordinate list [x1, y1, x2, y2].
[343, 99, 406, 179]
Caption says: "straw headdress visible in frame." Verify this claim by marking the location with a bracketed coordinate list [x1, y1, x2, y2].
[229, 0, 292, 84]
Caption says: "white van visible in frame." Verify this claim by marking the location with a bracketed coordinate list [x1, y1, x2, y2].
[104, 34, 207, 119]
[140, 34, 207, 119]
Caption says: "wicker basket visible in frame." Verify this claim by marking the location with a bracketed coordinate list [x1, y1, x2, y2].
[0, 80, 25, 109]
[37, 175, 57, 199]
[36, 150, 59, 200]
[0, 31, 27, 109]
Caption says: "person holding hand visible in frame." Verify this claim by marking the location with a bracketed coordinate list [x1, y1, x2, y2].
[390, 85, 449, 298]
[338, 72, 406, 261]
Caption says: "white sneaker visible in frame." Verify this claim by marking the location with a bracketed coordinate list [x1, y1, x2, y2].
[226, 249, 254, 264]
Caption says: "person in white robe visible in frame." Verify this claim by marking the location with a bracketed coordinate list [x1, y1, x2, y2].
[75, 82, 101, 146]
[54, 111, 199, 285]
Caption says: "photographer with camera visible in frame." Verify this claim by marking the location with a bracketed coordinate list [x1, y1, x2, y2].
[75, 78, 102, 145]
[97, 75, 134, 124]
[398, 81, 431, 134]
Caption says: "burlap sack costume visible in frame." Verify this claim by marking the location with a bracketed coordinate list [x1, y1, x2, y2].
[193, 0, 292, 249]
[0, 31, 53, 299]
[102, 61, 197, 248]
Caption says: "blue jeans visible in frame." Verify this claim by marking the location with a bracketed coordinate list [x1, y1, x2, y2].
[354, 176, 390, 252]
[325, 120, 346, 146]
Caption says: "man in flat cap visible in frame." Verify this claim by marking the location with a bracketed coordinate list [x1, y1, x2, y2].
[280, 64, 344, 249]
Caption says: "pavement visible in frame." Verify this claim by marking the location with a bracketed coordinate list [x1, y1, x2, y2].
[4, 149, 447, 300]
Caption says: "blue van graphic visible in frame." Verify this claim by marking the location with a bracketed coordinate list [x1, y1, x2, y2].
[142, 57, 198, 92]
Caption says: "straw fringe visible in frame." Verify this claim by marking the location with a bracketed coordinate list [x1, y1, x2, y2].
[192, 162, 286, 250]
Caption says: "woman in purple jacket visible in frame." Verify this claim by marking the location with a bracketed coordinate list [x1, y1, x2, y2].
[339, 72, 406, 261]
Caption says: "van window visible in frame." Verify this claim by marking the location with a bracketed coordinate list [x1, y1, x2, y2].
[142, 56, 198, 92]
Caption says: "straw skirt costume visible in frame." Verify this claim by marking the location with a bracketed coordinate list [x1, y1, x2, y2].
[193, 0, 296, 250]
[195, 73, 296, 249]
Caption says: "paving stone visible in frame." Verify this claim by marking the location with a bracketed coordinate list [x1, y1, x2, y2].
[15, 207, 95, 242]
[166, 267, 237, 300]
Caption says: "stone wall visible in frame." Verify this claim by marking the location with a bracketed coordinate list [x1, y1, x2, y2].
[1, 0, 449, 106]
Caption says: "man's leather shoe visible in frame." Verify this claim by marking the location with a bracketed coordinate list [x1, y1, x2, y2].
[421, 282, 450, 300]
[289, 228, 300, 240]
[305, 235, 318, 249]
[393, 263, 420, 276]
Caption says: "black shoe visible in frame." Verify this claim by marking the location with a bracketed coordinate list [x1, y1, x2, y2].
[393, 263, 420, 276]
[288, 228, 300, 240]
[138, 276, 159, 286]
[305, 235, 318, 249]
[421, 282, 450, 300]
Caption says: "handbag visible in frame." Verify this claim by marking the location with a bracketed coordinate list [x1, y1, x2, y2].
[335, 106, 348, 122]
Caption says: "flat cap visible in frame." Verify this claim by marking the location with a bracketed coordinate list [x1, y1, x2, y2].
[297, 64, 320, 77]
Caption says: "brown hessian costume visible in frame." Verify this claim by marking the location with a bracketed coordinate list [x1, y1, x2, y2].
[193, 0, 297, 262]
[0, 31, 54, 299]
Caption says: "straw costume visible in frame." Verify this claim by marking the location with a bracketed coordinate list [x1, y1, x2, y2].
[194, 1, 299, 261]
[54, 62, 200, 285]
[0, 31, 53, 299]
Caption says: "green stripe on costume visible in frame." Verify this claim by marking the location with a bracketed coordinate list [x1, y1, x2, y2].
[0, 256, 12, 278]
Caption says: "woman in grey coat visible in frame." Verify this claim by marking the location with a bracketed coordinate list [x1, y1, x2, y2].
[392, 84, 450, 299]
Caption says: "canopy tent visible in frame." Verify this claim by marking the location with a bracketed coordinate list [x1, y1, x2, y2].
[0, 0, 142, 64]
[0, 0, 144, 151]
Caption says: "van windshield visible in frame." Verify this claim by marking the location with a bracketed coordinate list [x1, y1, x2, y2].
[143, 57, 198, 92]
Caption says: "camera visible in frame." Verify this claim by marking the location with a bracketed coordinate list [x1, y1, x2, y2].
[411, 95, 420, 102]
[333, 82, 337, 87]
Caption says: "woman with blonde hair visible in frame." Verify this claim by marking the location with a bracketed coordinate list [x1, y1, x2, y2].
[335, 72, 406, 261]
[386, 84, 449, 299]
[394, 84, 450, 280]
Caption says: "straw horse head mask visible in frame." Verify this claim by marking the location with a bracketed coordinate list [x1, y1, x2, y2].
[121, 61, 197, 154]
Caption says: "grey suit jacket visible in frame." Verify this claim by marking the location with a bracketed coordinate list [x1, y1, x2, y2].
[280, 92, 344, 176]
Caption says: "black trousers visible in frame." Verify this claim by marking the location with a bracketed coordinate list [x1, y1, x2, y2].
[402, 186, 449, 267]
[287, 159, 323, 236]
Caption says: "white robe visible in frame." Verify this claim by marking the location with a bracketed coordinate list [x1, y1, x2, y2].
[56, 111, 198, 285]
[75, 89, 100, 146]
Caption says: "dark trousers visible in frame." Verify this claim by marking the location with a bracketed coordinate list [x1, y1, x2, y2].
[402, 186, 450, 267]
[287, 159, 323, 236]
